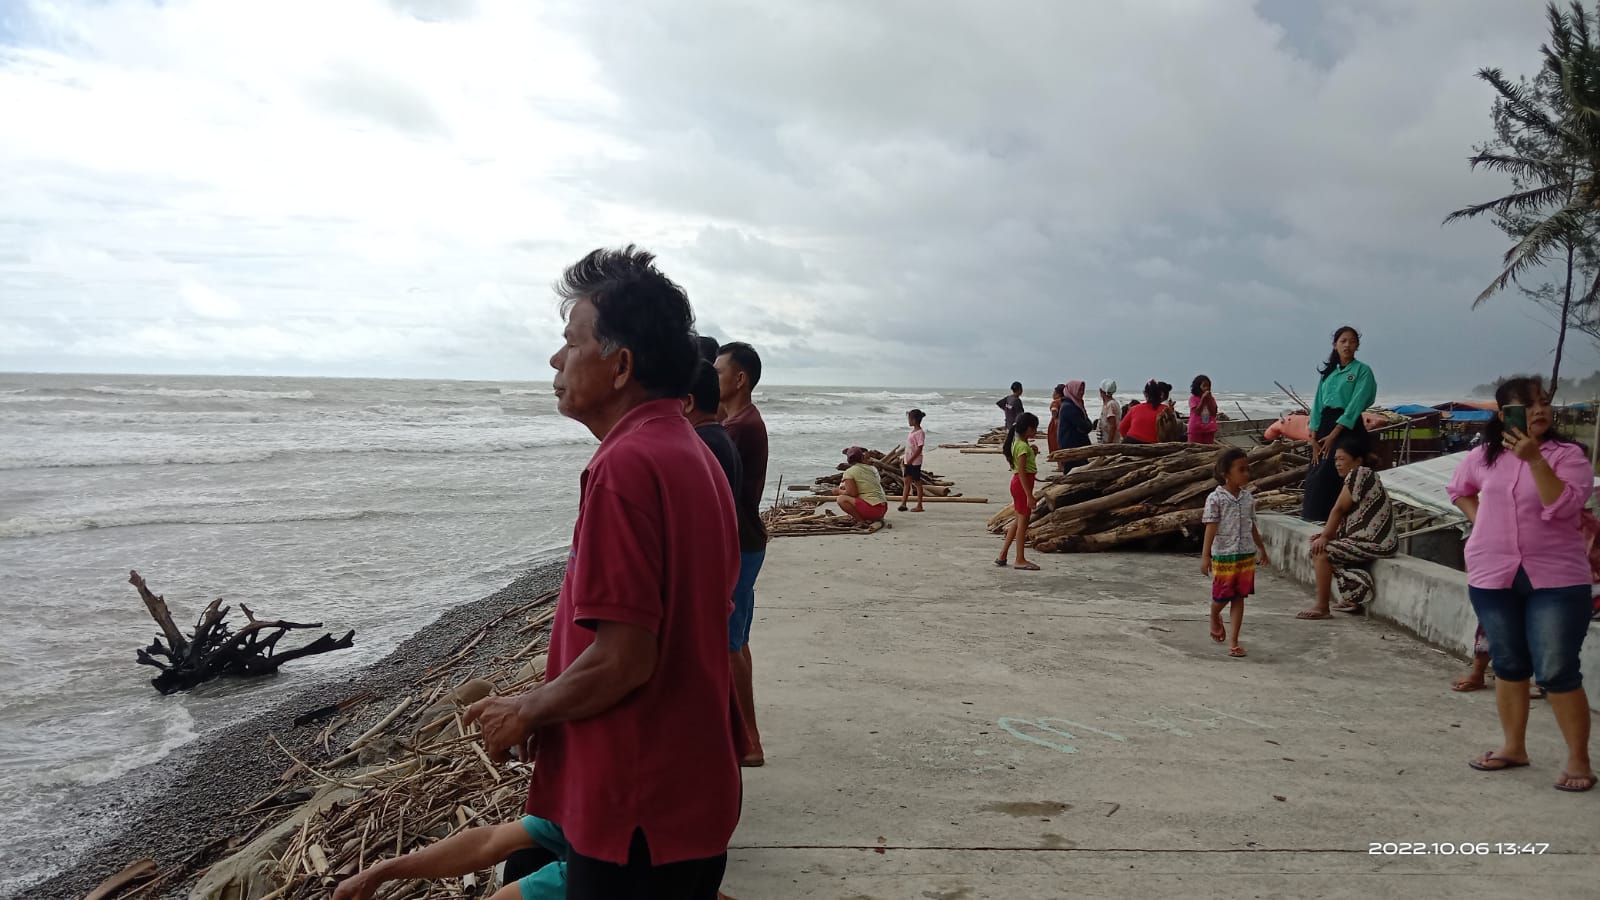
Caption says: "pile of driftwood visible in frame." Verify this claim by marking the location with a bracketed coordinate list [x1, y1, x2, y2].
[89, 591, 559, 900]
[763, 501, 886, 537]
[977, 427, 1008, 445]
[986, 441, 1309, 552]
[130, 570, 354, 695]
[791, 446, 963, 499]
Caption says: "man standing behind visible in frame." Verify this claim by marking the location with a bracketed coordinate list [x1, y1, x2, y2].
[998, 381, 1024, 430]
[715, 341, 769, 767]
[468, 246, 740, 899]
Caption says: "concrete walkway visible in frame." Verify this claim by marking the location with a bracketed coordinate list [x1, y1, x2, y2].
[724, 450, 1596, 899]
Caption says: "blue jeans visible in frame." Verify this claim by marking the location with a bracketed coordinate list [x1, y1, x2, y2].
[1468, 568, 1591, 693]
[729, 550, 765, 651]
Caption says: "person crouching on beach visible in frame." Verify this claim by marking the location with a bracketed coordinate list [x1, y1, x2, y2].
[1201, 447, 1270, 658]
[996, 412, 1042, 571]
[900, 409, 928, 513]
[837, 446, 890, 523]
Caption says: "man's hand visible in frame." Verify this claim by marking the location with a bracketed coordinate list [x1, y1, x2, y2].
[464, 692, 537, 764]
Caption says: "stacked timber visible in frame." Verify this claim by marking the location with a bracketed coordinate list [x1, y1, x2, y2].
[977, 427, 1008, 445]
[762, 503, 886, 537]
[986, 441, 1310, 553]
[801, 446, 962, 498]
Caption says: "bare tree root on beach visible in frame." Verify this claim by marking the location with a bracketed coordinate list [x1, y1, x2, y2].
[129, 569, 355, 695]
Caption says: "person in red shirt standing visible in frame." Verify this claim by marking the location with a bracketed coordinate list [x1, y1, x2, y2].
[467, 246, 741, 899]
[715, 341, 770, 767]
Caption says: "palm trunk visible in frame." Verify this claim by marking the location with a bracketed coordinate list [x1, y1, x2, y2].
[1552, 242, 1575, 401]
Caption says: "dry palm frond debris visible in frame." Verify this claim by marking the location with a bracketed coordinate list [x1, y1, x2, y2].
[984, 441, 1311, 553]
[787, 446, 960, 499]
[99, 589, 562, 900]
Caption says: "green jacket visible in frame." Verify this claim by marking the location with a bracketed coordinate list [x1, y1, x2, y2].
[1311, 359, 1377, 430]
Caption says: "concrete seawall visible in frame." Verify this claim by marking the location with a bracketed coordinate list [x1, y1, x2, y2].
[1258, 513, 1600, 707]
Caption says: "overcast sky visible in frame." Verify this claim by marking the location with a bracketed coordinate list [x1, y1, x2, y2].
[1, 0, 1595, 393]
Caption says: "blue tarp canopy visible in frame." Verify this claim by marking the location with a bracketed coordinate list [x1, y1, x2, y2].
[1390, 404, 1438, 417]
[1440, 409, 1495, 422]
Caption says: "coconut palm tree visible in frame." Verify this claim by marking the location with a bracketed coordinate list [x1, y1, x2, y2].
[1446, 2, 1600, 394]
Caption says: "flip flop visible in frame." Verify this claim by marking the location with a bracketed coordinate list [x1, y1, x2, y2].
[1468, 750, 1530, 772]
[994, 558, 1008, 567]
[1332, 603, 1362, 615]
[1296, 610, 1333, 620]
[1210, 624, 1226, 643]
[1228, 646, 1247, 658]
[1451, 679, 1487, 693]
[1554, 772, 1597, 793]
[1014, 563, 1041, 571]
[898, 505, 908, 512]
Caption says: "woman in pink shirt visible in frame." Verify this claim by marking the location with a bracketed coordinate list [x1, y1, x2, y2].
[1188, 374, 1220, 444]
[1448, 376, 1595, 793]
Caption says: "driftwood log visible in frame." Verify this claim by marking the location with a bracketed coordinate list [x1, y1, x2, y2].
[799, 446, 961, 499]
[989, 441, 1311, 553]
[130, 570, 355, 695]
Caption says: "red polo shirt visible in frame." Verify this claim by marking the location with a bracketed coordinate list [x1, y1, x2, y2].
[527, 398, 743, 865]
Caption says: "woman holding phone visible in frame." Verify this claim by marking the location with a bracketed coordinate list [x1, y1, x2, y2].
[1302, 326, 1377, 522]
[1448, 376, 1595, 793]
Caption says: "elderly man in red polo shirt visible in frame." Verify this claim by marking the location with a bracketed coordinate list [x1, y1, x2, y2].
[466, 245, 743, 899]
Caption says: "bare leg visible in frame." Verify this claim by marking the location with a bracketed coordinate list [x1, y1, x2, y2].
[1229, 600, 1245, 654]
[731, 646, 764, 765]
[1546, 687, 1594, 789]
[1453, 655, 1490, 691]
[1014, 515, 1034, 567]
[998, 516, 1017, 564]
[837, 496, 869, 523]
[1208, 602, 1226, 642]
[1487, 677, 1532, 765]
[899, 477, 910, 511]
[1298, 551, 1334, 618]
[914, 481, 925, 512]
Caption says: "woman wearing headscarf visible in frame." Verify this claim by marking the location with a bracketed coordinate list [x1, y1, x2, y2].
[1056, 380, 1093, 473]
[1097, 380, 1120, 444]
[1302, 326, 1376, 522]
[1046, 384, 1064, 458]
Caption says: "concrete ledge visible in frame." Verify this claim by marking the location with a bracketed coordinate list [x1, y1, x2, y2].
[1258, 514, 1600, 693]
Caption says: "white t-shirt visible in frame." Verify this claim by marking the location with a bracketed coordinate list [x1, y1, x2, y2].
[1203, 486, 1257, 556]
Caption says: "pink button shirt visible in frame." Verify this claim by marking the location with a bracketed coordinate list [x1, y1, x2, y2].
[1447, 441, 1594, 590]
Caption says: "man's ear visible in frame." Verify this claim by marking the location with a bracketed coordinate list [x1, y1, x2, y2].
[611, 347, 634, 390]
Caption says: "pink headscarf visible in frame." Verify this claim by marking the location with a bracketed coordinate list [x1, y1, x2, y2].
[1064, 380, 1087, 413]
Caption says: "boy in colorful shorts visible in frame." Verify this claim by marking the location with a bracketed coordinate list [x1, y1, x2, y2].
[1201, 448, 1270, 658]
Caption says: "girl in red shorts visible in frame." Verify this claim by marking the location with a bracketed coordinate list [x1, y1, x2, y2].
[996, 412, 1042, 571]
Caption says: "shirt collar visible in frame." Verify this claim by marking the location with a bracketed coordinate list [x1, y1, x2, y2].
[600, 397, 684, 445]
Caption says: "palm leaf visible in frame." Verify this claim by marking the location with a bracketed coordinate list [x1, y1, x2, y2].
[1445, 181, 1579, 224]
[1476, 205, 1591, 308]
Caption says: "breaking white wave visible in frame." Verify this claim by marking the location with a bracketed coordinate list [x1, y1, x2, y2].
[0, 508, 390, 539]
[87, 385, 317, 401]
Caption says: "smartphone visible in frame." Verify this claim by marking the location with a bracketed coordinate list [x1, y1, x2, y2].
[1503, 404, 1528, 435]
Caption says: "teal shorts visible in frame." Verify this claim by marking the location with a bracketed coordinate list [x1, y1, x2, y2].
[516, 816, 570, 900]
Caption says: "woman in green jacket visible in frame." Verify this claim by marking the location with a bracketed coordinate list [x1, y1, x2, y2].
[1302, 326, 1377, 522]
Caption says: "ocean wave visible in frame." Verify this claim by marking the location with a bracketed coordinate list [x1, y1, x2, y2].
[497, 388, 551, 397]
[817, 390, 946, 402]
[88, 385, 317, 401]
[0, 507, 395, 539]
[0, 432, 592, 470]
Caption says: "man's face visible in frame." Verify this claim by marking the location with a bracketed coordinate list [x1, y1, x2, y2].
[714, 353, 744, 402]
[550, 299, 621, 422]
